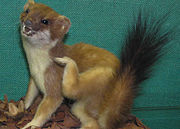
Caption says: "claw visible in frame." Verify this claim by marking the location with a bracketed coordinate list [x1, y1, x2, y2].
[21, 121, 40, 129]
[54, 56, 74, 65]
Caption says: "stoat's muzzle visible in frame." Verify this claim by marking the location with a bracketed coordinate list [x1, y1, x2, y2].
[21, 19, 39, 37]
[22, 25, 35, 37]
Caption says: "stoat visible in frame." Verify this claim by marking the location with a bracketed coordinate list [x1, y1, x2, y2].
[20, 0, 171, 129]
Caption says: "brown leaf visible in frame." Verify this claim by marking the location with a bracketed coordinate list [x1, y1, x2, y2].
[62, 111, 80, 128]
[52, 112, 65, 122]
[6, 103, 19, 117]
[2, 101, 24, 120]
[0, 124, 16, 129]
[0, 114, 7, 123]
[122, 123, 144, 129]
[51, 122, 61, 129]
[3, 95, 8, 104]
[16, 114, 32, 128]
[56, 104, 69, 112]
[2, 121, 17, 129]
[0, 103, 6, 110]
[18, 100, 25, 113]
[0, 95, 150, 129]
[135, 117, 150, 129]
[120, 116, 150, 129]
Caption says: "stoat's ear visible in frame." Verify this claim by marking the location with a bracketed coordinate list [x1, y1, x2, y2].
[51, 15, 71, 40]
[57, 16, 71, 34]
[28, 0, 35, 4]
[24, 0, 35, 10]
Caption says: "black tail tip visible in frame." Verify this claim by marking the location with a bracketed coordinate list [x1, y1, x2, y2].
[120, 10, 173, 87]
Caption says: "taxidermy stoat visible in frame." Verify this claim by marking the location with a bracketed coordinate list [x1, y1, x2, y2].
[20, 0, 171, 129]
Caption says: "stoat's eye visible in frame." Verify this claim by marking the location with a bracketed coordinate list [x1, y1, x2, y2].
[41, 19, 49, 25]
[25, 9, 30, 14]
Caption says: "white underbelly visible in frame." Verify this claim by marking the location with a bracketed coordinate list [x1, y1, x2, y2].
[29, 56, 52, 94]
[23, 42, 52, 94]
[32, 69, 46, 94]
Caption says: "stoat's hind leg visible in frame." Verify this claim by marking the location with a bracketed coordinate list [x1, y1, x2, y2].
[72, 101, 100, 129]
[55, 56, 114, 99]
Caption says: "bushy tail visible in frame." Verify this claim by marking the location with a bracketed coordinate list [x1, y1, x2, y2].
[120, 12, 171, 92]
[101, 12, 172, 129]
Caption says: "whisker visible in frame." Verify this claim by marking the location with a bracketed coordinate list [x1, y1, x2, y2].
[42, 31, 50, 39]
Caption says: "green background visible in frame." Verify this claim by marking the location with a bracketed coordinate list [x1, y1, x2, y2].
[0, 0, 180, 128]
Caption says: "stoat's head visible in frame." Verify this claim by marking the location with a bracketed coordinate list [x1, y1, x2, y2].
[20, 0, 71, 48]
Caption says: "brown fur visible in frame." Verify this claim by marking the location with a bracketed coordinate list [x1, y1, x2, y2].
[20, 0, 135, 129]
[54, 55, 132, 129]
[21, 1, 70, 42]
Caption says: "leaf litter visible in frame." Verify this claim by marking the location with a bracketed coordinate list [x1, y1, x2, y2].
[0, 95, 149, 129]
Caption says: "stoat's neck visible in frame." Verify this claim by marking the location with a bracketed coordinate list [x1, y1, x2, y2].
[49, 40, 69, 58]
[22, 39, 51, 59]
[22, 39, 52, 75]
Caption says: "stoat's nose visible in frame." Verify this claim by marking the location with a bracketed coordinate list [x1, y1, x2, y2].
[24, 19, 32, 27]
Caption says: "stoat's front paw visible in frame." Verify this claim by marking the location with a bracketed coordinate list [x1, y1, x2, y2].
[21, 121, 40, 129]
[54, 56, 75, 65]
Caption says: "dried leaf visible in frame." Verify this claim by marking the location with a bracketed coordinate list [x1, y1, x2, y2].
[52, 112, 65, 122]
[122, 123, 143, 129]
[18, 100, 25, 113]
[0, 95, 149, 129]
[120, 117, 150, 129]
[6, 103, 19, 117]
[0, 114, 7, 122]
[0, 124, 16, 129]
[3, 95, 8, 104]
[135, 117, 150, 129]
[16, 113, 32, 128]
[62, 112, 81, 128]
[51, 122, 61, 129]
[0, 103, 6, 110]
